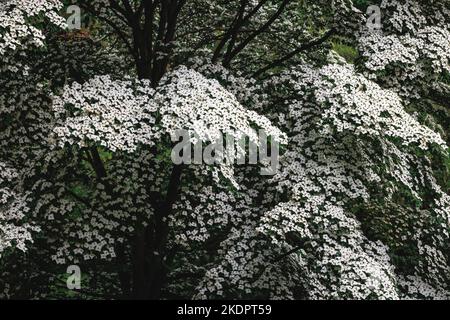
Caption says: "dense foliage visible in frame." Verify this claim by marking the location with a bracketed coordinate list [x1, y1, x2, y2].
[0, 0, 449, 300]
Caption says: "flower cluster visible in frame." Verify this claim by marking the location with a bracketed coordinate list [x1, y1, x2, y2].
[0, 0, 65, 72]
[0, 0, 449, 301]
[0, 162, 39, 256]
[53, 67, 287, 187]
[253, 60, 450, 299]
[358, 0, 450, 97]
[52, 75, 160, 153]
[285, 63, 446, 149]
[156, 66, 287, 186]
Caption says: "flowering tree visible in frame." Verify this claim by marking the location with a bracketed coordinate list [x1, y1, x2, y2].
[0, 0, 449, 300]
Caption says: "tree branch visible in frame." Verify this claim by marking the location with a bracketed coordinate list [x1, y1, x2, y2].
[223, 0, 291, 67]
